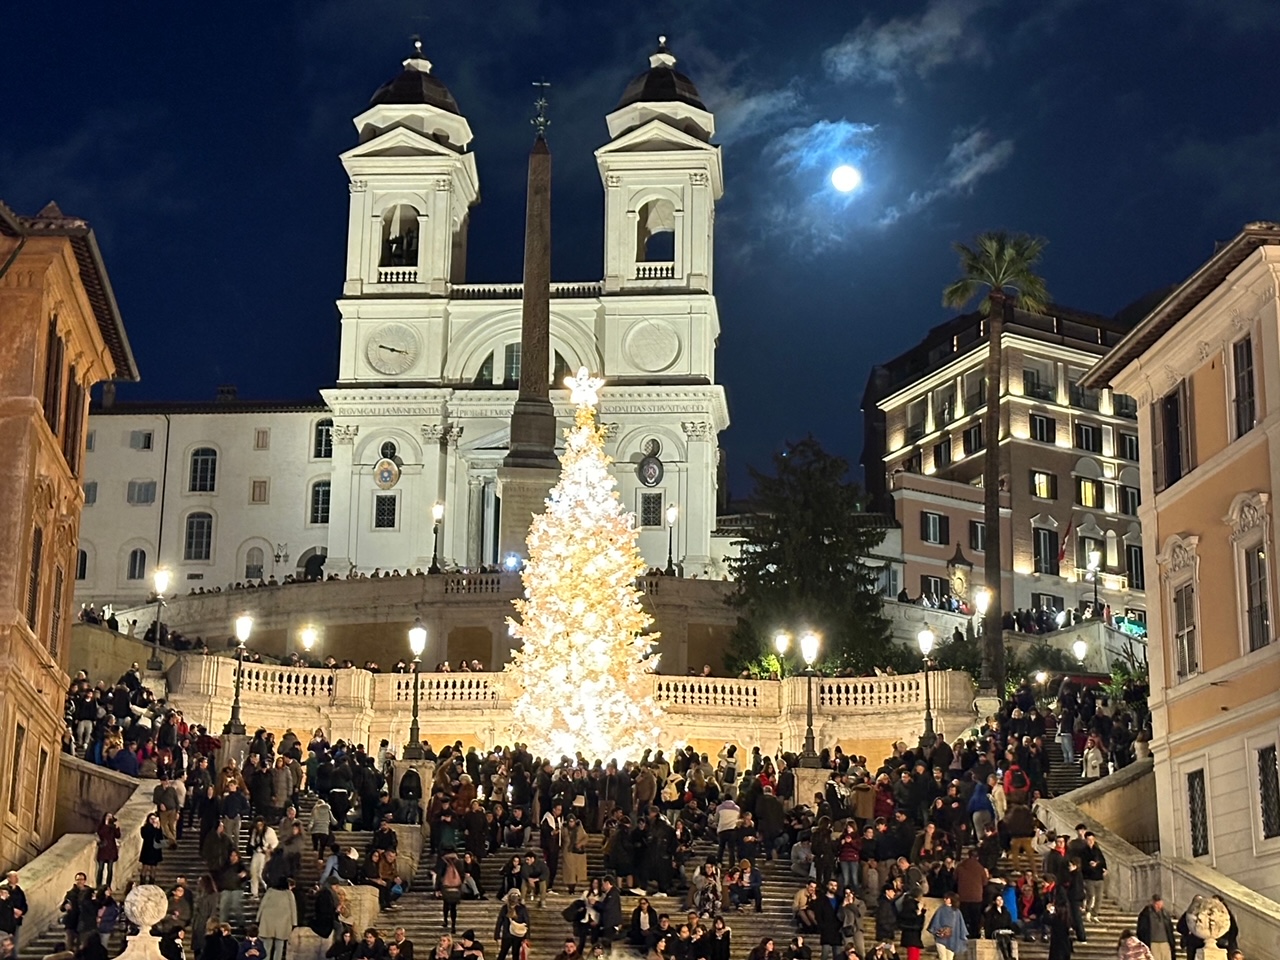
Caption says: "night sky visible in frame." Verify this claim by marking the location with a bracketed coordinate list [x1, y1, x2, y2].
[5, 1, 1277, 494]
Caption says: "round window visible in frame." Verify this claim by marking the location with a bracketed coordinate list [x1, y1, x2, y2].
[642, 438, 662, 458]
[380, 441, 398, 461]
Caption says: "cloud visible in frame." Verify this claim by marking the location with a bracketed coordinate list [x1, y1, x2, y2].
[1170, 123, 1280, 214]
[882, 126, 1014, 222]
[822, 0, 995, 90]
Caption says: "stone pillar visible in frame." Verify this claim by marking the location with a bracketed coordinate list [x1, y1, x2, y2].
[443, 426, 464, 565]
[681, 421, 717, 575]
[466, 476, 484, 568]
[341, 885, 381, 935]
[390, 759, 436, 825]
[793, 768, 828, 811]
[217, 733, 250, 773]
[326, 425, 360, 572]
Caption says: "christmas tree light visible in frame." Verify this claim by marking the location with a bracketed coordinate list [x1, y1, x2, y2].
[505, 368, 664, 761]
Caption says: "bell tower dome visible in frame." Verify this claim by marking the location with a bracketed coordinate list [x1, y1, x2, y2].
[596, 38, 723, 295]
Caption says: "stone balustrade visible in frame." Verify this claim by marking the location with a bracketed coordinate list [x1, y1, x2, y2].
[165, 654, 977, 761]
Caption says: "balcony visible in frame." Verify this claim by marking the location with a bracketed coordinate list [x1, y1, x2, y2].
[377, 266, 419, 284]
[1113, 395, 1139, 420]
[635, 262, 676, 280]
[964, 389, 986, 413]
[1023, 376, 1056, 402]
[906, 421, 926, 442]
[1070, 384, 1101, 411]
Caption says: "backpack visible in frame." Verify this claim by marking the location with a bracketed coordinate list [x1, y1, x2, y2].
[442, 860, 463, 889]
[1009, 768, 1028, 791]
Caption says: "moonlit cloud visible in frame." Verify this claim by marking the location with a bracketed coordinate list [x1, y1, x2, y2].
[876, 127, 1013, 224]
[822, 0, 995, 91]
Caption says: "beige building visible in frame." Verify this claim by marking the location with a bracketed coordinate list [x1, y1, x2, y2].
[1085, 221, 1280, 901]
[0, 201, 136, 868]
[863, 305, 1148, 622]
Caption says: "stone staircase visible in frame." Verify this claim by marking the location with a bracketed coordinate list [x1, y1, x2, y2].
[20, 793, 374, 959]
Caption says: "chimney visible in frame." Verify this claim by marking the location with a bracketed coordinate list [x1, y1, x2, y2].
[216, 384, 238, 402]
[101, 382, 117, 409]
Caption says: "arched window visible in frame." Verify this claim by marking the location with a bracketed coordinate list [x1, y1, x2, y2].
[314, 419, 333, 459]
[184, 513, 214, 561]
[380, 205, 420, 267]
[245, 547, 264, 580]
[636, 198, 676, 262]
[553, 351, 572, 385]
[310, 481, 331, 525]
[76, 549, 88, 581]
[189, 448, 217, 492]
[126, 547, 147, 581]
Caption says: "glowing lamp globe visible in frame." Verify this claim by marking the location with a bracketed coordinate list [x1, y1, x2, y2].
[1073, 638, 1088, 663]
[299, 626, 317, 652]
[774, 632, 790, 655]
[917, 628, 935, 657]
[799, 630, 821, 666]
[408, 618, 427, 657]
[831, 164, 862, 193]
[234, 614, 254, 645]
[153, 568, 171, 597]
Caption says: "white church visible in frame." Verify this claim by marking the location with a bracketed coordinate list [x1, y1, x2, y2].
[74, 39, 732, 606]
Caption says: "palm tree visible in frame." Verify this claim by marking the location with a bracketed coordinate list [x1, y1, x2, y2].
[942, 231, 1050, 696]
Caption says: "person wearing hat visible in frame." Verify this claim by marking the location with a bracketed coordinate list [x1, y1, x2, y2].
[494, 890, 530, 960]
[560, 813, 588, 895]
[458, 931, 484, 960]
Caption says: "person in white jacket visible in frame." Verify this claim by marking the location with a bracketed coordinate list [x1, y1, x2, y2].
[1081, 737, 1107, 780]
[715, 799, 740, 865]
[246, 819, 278, 898]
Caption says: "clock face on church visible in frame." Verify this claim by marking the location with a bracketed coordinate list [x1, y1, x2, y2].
[365, 323, 420, 376]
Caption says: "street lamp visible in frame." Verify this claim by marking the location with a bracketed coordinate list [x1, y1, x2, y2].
[799, 630, 821, 767]
[1072, 637, 1088, 667]
[429, 501, 445, 574]
[665, 504, 678, 576]
[917, 627, 937, 751]
[147, 568, 170, 671]
[974, 586, 991, 618]
[299, 626, 317, 658]
[1087, 549, 1102, 618]
[1034, 670, 1048, 686]
[224, 614, 253, 736]
[774, 632, 790, 679]
[403, 618, 428, 760]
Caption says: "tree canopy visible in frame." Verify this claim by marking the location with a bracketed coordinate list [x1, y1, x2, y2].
[942, 230, 1050, 315]
[726, 437, 892, 674]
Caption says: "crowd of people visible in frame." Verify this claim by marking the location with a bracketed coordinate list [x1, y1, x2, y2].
[10, 664, 1240, 960]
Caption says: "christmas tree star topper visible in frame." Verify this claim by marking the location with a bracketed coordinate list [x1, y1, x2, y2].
[565, 367, 605, 408]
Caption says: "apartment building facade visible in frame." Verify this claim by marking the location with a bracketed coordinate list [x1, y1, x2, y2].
[1085, 222, 1280, 901]
[863, 305, 1147, 621]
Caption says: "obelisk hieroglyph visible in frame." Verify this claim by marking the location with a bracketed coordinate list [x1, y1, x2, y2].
[498, 85, 561, 560]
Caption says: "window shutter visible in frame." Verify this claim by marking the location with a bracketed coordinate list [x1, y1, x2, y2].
[920, 512, 929, 542]
[49, 568, 64, 658]
[939, 515, 950, 546]
[26, 527, 43, 629]
[1180, 379, 1196, 473]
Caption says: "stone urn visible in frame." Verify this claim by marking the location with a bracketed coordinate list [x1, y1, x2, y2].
[114, 885, 169, 960]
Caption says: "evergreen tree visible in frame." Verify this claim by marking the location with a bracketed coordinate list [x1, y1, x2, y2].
[726, 437, 891, 674]
[505, 369, 664, 761]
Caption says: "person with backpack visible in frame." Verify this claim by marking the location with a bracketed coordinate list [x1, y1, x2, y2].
[438, 852, 465, 934]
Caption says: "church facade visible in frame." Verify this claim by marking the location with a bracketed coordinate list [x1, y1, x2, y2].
[75, 41, 731, 606]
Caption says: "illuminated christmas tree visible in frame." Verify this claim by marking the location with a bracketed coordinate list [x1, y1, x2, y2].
[506, 368, 664, 761]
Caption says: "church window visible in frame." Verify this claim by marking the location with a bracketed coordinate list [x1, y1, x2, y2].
[504, 343, 522, 386]
[310, 481, 331, 525]
[76, 549, 88, 581]
[83, 481, 97, 505]
[379, 441, 398, 462]
[473, 352, 495, 386]
[314, 419, 333, 459]
[643, 439, 662, 458]
[245, 547, 264, 581]
[253, 428, 271, 450]
[127, 548, 147, 581]
[636, 199, 676, 263]
[380, 205, 420, 267]
[374, 494, 398, 529]
[189, 448, 217, 492]
[639, 492, 664, 528]
[250, 479, 269, 503]
[553, 351, 572, 385]
[184, 512, 214, 562]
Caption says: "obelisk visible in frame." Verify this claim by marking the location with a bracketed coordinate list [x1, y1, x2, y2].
[498, 86, 561, 560]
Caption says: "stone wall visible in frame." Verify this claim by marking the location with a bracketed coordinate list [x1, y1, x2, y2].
[1067, 758, 1158, 849]
[55, 755, 141, 838]
[69, 624, 179, 687]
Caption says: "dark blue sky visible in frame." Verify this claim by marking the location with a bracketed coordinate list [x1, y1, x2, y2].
[5, 1, 1278, 493]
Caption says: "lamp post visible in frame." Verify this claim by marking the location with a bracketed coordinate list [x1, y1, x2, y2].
[404, 618, 428, 759]
[429, 501, 445, 574]
[773, 632, 790, 679]
[917, 627, 937, 751]
[974, 586, 991, 625]
[1073, 638, 1088, 670]
[147, 568, 170, 671]
[223, 614, 253, 735]
[799, 630, 821, 767]
[300, 626, 317, 662]
[665, 504, 678, 576]
[1087, 549, 1101, 618]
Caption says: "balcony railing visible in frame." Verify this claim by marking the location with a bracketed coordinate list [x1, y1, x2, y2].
[377, 266, 419, 284]
[449, 282, 603, 300]
[635, 262, 676, 280]
[906, 422, 926, 442]
[1113, 395, 1138, 420]
[1070, 384, 1100, 410]
[1024, 378, 1056, 402]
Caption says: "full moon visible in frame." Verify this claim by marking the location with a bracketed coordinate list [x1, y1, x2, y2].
[831, 164, 862, 193]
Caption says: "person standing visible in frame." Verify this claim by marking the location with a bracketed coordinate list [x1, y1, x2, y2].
[955, 850, 987, 937]
[139, 813, 165, 884]
[1136, 895, 1176, 960]
[95, 813, 121, 889]
[257, 880, 297, 960]
[60, 872, 95, 951]
[814, 878, 843, 960]
[3, 874, 25, 957]
[1080, 833, 1107, 922]
[897, 892, 926, 960]
[153, 778, 181, 849]
[246, 819, 279, 899]
[493, 890, 530, 960]
[927, 892, 969, 960]
[560, 813, 588, 896]
[540, 802, 563, 892]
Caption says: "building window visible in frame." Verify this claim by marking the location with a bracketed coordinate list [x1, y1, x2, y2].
[380, 441, 398, 462]
[314, 419, 333, 459]
[184, 512, 214, 561]
[76, 549, 88, 581]
[1187, 769, 1209, 857]
[1119, 432, 1139, 461]
[26, 528, 42, 630]
[1031, 470, 1057, 500]
[963, 371, 986, 412]
[1069, 371, 1100, 410]
[129, 429, 154, 450]
[1076, 477, 1102, 508]
[901, 452, 922, 474]
[49, 567, 64, 658]
[83, 481, 97, 505]
[1120, 485, 1140, 516]
[374, 494, 397, 529]
[906, 399, 926, 441]
[1023, 366, 1054, 402]
[126, 479, 156, 505]
[127, 548, 147, 581]
[503, 342, 523, 385]
[1078, 535, 1104, 572]
[932, 388, 956, 427]
[1030, 414, 1056, 444]
[920, 575, 946, 599]
[473, 352, 495, 385]
[1173, 581, 1199, 679]
[1033, 592, 1065, 614]
[189, 448, 218, 492]
[920, 511, 949, 546]
[1113, 394, 1138, 420]
[310, 481, 331, 525]
[85, 430, 95, 453]
[969, 520, 986, 553]
[245, 547, 264, 581]
[1245, 544, 1270, 652]
[933, 439, 952, 469]
[639, 492, 664, 528]
[1033, 527, 1060, 575]
[1126, 543, 1145, 590]
[962, 423, 984, 455]
[42, 319, 64, 435]
[1233, 336, 1257, 439]
[1155, 381, 1192, 491]
[875, 565, 901, 597]
[33, 749, 48, 837]
[1259, 745, 1280, 841]
[1075, 422, 1102, 453]
[253, 428, 270, 450]
[250, 479, 269, 504]
[8, 725, 25, 816]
